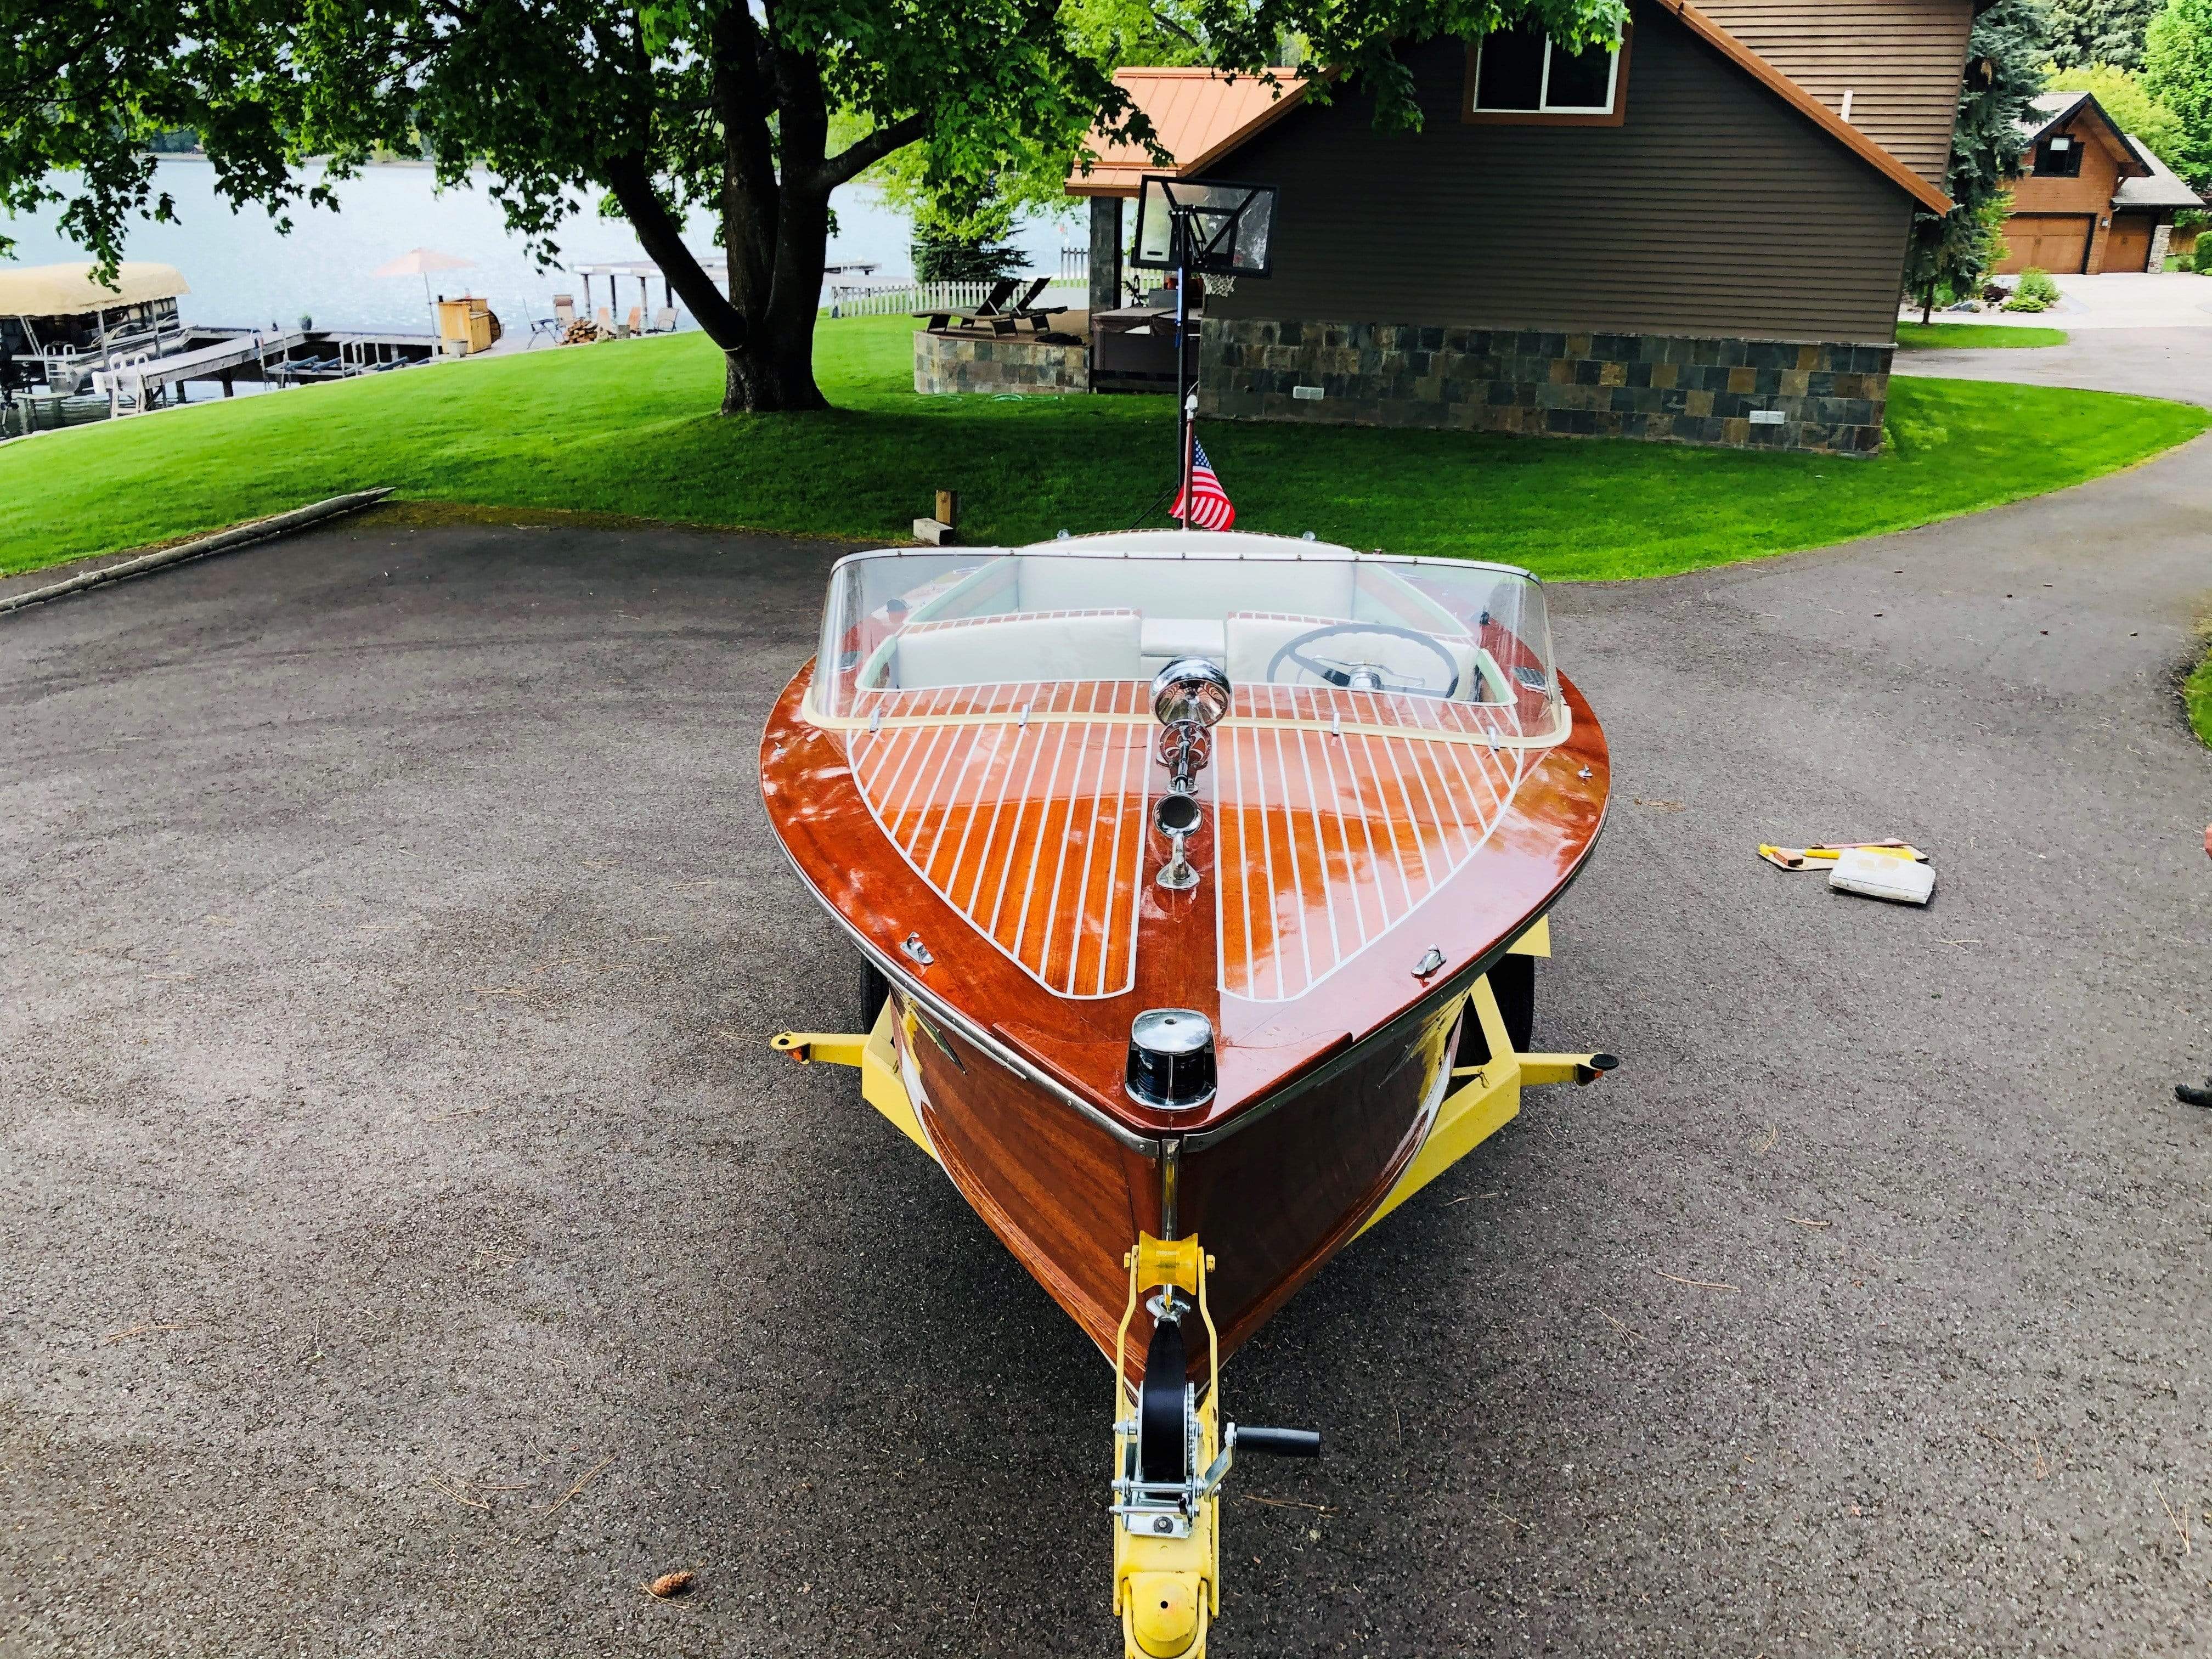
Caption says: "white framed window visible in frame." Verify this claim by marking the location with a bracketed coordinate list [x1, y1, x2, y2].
[1469, 25, 1624, 119]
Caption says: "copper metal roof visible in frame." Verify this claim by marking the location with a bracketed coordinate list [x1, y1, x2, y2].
[1065, 67, 1317, 198]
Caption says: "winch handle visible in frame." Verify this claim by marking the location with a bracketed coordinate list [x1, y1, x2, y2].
[1232, 1425, 1321, 1458]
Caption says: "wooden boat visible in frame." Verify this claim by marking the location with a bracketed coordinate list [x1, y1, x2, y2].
[763, 530, 1613, 1657]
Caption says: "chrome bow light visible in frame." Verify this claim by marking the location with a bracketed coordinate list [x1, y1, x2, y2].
[1151, 657, 1232, 731]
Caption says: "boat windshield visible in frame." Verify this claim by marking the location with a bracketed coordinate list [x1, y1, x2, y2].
[809, 538, 1565, 744]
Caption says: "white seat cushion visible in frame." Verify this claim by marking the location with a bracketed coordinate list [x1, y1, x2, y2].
[893, 610, 1142, 690]
[1140, 617, 1228, 663]
[1015, 558, 1353, 620]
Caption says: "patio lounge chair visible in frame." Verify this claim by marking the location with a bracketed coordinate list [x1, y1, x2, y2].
[646, 306, 678, 334]
[916, 276, 1060, 336]
[621, 306, 642, 338]
[529, 295, 575, 348]
[1007, 276, 1069, 332]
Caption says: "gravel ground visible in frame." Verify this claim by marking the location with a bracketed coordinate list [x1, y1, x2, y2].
[4, 371, 2211, 1656]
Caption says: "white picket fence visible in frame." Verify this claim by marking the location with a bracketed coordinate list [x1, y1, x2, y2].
[821, 271, 1088, 318]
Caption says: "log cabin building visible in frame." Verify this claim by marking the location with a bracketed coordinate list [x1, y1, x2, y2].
[1068, 0, 1984, 456]
[1996, 91, 2204, 275]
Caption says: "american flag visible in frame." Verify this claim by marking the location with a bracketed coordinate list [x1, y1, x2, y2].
[1171, 441, 1237, 531]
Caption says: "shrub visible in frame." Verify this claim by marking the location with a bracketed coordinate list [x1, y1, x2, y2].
[2005, 267, 2062, 310]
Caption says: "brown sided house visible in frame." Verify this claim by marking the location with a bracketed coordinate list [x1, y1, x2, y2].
[1997, 91, 2204, 274]
[1069, 0, 1978, 455]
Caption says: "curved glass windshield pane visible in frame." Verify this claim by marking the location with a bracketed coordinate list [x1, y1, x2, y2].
[810, 543, 1564, 744]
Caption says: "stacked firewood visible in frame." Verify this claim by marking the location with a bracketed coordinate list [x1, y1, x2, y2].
[562, 317, 610, 345]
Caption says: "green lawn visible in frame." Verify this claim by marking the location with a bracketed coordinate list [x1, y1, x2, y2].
[2, 314, 2200, 583]
[2188, 642, 2212, 748]
[1894, 321, 2069, 349]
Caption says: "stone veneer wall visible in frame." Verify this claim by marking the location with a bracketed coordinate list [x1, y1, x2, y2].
[913, 329, 1088, 396]
[1200, 319, 1893, 454]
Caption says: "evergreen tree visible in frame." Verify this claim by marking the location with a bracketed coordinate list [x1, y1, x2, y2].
[1905, 0, 2047, 321]
[2044, 0, 2163, 69]
[2145, 0, 2212, 185]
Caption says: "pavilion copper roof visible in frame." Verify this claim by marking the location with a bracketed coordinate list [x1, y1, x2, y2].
[1065, 67, 1318, 199]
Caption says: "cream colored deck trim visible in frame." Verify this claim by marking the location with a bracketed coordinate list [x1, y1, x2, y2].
[802, 686, 1573, 751]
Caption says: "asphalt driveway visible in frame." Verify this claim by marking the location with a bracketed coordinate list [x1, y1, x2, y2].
[1894, 323, 2212, 404]
[4, 408, 2211, 1654]
[1905, 272, 2212, 331]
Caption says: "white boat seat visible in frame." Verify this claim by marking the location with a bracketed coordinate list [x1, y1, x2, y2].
[1139, 617, 1227, 664]
[892, 609, 1142, 690]
[1015, 558, 1355, 620]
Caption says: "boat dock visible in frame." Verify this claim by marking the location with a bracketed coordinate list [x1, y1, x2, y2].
[110, 326, 441, 396]
[117, 329, 308, 394]
[3, 325, 446, 435]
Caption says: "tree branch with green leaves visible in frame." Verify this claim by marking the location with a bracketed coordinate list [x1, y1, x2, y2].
[1, 0, 1627, 414]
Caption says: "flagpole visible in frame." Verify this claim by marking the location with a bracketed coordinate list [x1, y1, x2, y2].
[1174, 211, 1194, 529]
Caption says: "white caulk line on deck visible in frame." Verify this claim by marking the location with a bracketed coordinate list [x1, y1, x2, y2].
[887, 726, 953, 849]
[1376, 716, 1437, 896]
[1313, 722, 1372, 955]
[988, 716, 1060, 943]
[960, 725, 1027, 916]
[1037, 723, 1097, 992]
[1268, 725, 1317, 999]
[1355, 731, 1418, 925]
[1097, 718, 1140, 997]
[1295, 729, 1345, 978]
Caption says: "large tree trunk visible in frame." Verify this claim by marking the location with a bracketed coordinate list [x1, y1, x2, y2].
[721, 160, 832, 413]
[610, 14, 928, 415]
[723, 257, 828, 413]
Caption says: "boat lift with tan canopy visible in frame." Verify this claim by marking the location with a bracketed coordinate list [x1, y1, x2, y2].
[0, 262, 192, 399]
[0, 261, 191, 314]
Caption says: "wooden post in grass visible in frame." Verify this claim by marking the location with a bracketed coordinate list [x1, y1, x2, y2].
[915, 489, 959, 546]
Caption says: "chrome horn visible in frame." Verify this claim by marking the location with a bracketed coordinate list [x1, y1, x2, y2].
[1151, 658, 1230, 797]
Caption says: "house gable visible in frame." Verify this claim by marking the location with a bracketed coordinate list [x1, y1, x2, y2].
[2022, 93, 2149, 180]
[1071, 2, 1953, 213]
[1199, 15, 1921, 344]
[1692, 0, 1974, 194]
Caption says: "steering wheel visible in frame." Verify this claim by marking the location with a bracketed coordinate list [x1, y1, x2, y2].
[1266, 622, 1462, 699]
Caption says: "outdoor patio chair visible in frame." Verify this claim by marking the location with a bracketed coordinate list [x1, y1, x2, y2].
[595, 306, 614, 335]
[529, 295, 574, 348]
[647, 306, 678, 334]
[621, 306, 642, 338]
[970, 278, 1023, 317]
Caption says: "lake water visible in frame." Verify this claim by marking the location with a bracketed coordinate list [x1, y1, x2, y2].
[2, 159, 1086, 336]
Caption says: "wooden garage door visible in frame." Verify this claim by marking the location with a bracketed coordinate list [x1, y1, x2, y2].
[1998, 215, 2094, 275]
[2102, 213, 2155, 272]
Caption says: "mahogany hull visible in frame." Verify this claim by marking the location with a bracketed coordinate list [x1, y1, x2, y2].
[891, 975, 1464, 1373]
[762, 646, 1609, 1378]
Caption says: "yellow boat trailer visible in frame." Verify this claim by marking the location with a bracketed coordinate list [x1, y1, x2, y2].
[774, 918, 1616, 1657]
